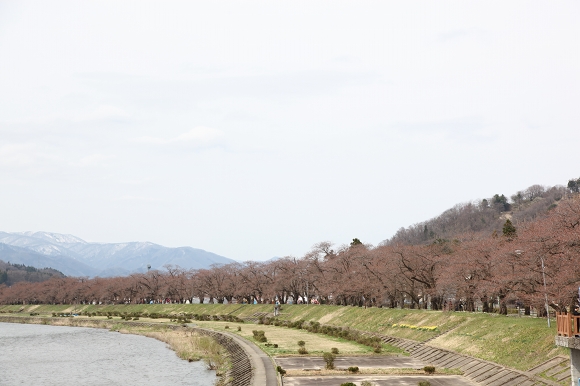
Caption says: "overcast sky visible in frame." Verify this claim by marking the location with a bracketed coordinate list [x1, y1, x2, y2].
[1, 1, 579, 261]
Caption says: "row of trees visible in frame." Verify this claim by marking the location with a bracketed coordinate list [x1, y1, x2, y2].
[1, 196, 579, 314]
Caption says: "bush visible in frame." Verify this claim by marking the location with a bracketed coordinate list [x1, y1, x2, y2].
[418, 382, 431, 386]
[423, 366, 435, 375]
[297, 340, 305, 347]
[252, 330, 267, 342]
[237, 326, 241, 331]
[331, 347, 339, 355]
[373, 345, 382, 353]
[361, 382, 373, 386]
[347, 366, 359, 373]
[298, 347, 308, 355]
[340, 383, 356, 386]
[276, 366, 286, 376]
[224, 325, 229, 329]
[323, 352, 335, 369]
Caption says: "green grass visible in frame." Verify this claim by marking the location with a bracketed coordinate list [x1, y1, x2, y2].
[0, 303, 568, 371]
[193, 320, 404, 356]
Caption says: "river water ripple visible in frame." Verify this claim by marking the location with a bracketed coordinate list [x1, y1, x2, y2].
[0, 323, 216, 386]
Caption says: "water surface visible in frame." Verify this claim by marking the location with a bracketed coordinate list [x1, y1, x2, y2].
[0, 322, 216, 386]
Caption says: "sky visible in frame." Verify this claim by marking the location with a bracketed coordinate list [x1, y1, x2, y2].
[1, 1, 579, 262]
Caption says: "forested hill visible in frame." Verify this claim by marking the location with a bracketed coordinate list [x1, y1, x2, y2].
[383, 178, 579, 246]
[0, 260, 65, 287]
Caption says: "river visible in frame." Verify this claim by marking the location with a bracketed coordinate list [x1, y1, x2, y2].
[0, 322, 216, 386]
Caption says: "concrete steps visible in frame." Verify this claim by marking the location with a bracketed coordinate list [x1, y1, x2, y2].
[365, 330, 570, 385]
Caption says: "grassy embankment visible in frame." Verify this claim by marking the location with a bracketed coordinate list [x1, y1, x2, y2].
[194, 321, 406, 357]
[0, 303, 567, 372]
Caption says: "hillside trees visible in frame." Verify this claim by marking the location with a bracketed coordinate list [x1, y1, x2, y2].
[2, 196, 580, 313]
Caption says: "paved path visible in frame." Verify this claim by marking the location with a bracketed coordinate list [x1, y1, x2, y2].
[275, 355, 426, 370]
[218, 330, 278, 386]
[283, 375, 478, 386]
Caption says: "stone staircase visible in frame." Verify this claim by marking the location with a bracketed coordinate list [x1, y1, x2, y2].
[243, 312, 272, 324]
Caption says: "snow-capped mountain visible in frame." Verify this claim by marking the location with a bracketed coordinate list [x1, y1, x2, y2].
[0, 231, 235, 277]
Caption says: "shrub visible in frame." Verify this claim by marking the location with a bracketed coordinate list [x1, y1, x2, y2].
[340, 383, 356, 386]
[252, 330, 267, 342]
[331, 347, 339, 355]
[423, 366, 435, 375]
[347, 366, 359, 373]
[225, 325, 229, 329]
[373, 345, 382, 353]
[276, 366, 286, 376]
[418, 382, 431, 386]
[361, 382, 373, 386]
[323, 352, 335, 369]
[237, 326, 241, 331]
[297, 340, 306, 347]
[298, 347, 308, 355]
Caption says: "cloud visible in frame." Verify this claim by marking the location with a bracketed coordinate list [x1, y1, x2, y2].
[3, 105, 131, 125]
[135, 126, 225, 148]
[76, 153, 116, 167]
[0, 143, 38, 166]
[390, 117, 495, 144]
[74, 105, 131, 123]
[114, 195, 161, 202]
[438, 29, 470, 42]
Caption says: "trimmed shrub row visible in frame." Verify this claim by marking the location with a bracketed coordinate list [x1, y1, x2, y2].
[259, 317, 383, 352]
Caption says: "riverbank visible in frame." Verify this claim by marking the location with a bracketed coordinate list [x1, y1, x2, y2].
[0, 322, 216, 386]
[0, 315, 252, 386]
[0, 303, 565, 372]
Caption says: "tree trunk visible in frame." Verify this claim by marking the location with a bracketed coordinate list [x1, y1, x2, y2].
[481, 296, 490, 313]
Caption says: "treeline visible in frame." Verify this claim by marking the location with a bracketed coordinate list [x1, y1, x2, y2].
[386, 183, 568, 245]
[0, 260, 65, 287]
[1, 195, 580, 314]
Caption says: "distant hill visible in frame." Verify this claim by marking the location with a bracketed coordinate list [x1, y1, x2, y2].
[0, 259, 65, 286]
[384, 183, 569, 246]
[0, 243, 97, 277]
[0, 232, 235, 278]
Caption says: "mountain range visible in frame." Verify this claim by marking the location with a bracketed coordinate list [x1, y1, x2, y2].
[0, 231, 235, 278]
